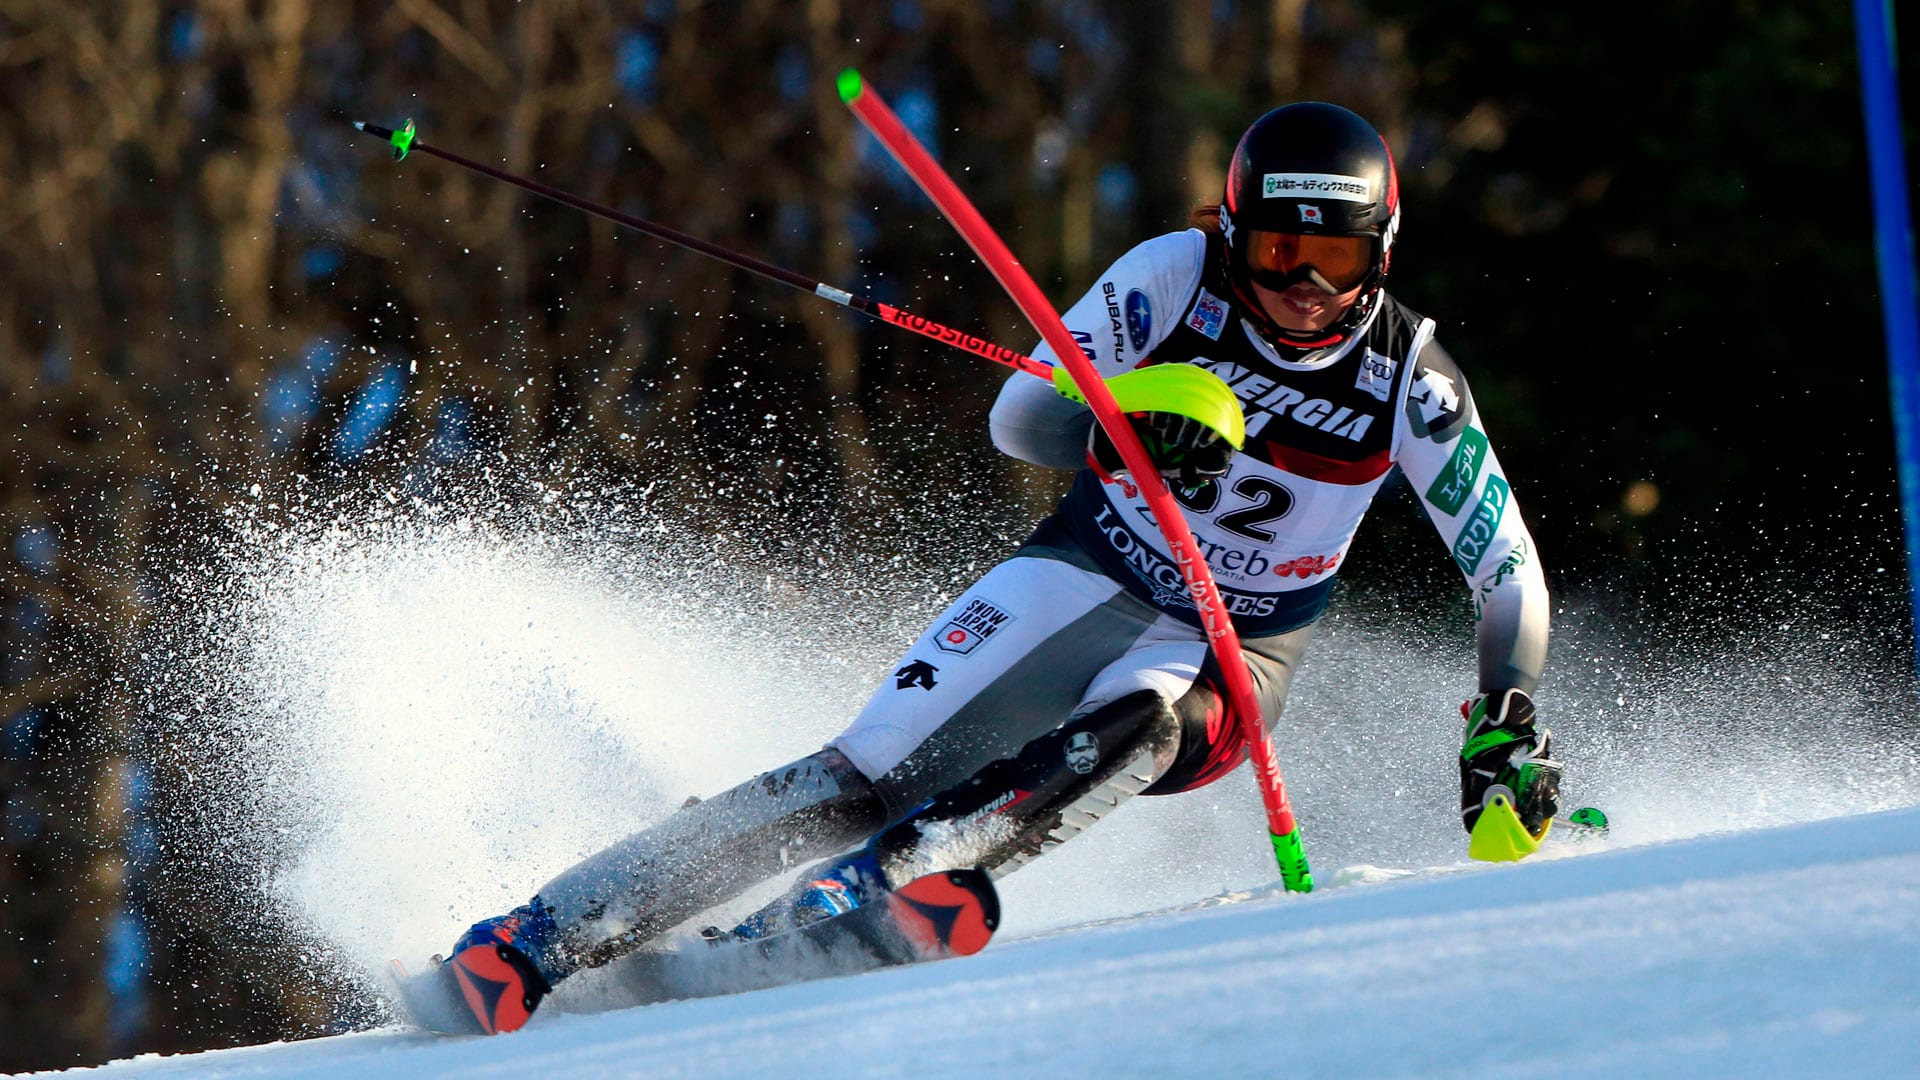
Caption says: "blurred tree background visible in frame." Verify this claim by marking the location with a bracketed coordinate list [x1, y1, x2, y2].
[0, 0, 1911, 1068]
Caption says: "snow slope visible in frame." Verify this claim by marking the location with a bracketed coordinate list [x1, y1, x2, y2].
[82, 499, 1918, 1078]
[37, 805, 1920, 1078]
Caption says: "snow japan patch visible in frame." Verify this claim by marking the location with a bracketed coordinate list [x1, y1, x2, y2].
[936, 596, 1016, 655]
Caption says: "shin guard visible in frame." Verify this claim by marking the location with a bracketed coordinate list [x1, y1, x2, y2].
[536, 749, 886, 970]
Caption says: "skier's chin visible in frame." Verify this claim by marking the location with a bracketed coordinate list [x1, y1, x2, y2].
[1255, 283, 1355, 333]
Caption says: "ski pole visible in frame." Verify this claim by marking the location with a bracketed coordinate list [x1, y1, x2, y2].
[348, 120, 1054, 380]
[837, 71, 1312, 893]
[349, 110, 1312, 890]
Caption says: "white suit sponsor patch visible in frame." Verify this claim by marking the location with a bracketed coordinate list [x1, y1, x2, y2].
[937, 596, 1017, 654]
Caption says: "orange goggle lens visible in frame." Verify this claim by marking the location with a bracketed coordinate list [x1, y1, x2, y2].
[1245, 230, 1374, 292]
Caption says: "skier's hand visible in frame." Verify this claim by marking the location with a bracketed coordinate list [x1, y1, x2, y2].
[1088, 411, 1236, 489]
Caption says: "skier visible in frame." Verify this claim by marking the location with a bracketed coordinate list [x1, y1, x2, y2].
[433, 102, 1556, 1032]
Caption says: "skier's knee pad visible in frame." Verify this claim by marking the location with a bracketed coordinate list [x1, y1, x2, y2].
[1143, 674, 1254, 796]
[1052, 689, 1186, 790]
[909, 690, 1180, 819]
[873, 690, 1183, 879]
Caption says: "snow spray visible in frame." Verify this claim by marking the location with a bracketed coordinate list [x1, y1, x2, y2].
[139, 461, 1920, 1022]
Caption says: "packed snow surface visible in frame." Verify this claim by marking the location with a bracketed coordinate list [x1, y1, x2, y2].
[75, 496, 1918, 1078]
[30, 806, 1920, 1077]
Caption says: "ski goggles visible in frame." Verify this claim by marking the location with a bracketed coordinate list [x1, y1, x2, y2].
[1243, 229, 1376, 293]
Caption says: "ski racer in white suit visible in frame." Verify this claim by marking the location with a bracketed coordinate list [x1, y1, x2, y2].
[440, 102, 1556, 1031]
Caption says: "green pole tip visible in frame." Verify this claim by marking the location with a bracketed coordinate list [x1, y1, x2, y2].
[836, 69, 863, 104]
[1271, 829, 1313, 893]
[390, 119, 417, 162]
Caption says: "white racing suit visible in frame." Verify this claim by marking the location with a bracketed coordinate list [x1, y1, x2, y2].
[533, 228, 1548, 970]
[834, 226, 1547, 809]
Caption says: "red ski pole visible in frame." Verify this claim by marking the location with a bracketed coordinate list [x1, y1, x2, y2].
[351, 120, 1054, 380]
[838, 70, 1312, 892]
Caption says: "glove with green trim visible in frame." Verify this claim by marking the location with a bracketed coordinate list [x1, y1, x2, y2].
[1459, 688, 1561, 838]
[1089, 411, 1236, 488]
[1053, 364, 1245, 490]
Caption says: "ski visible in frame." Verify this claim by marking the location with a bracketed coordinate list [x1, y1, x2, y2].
[1472, 801, 1610, 863]
[1552, 805, 1611, 843]
[388, 868, 999, 1034]
[601, 867, 1000, 1011]
[1558, 806, 1610, 834]
[388, 954, 522, 1036]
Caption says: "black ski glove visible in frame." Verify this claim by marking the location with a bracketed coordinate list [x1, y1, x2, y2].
[1088, 412, 1236, 489]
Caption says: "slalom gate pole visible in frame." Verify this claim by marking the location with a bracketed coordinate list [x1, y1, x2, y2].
[348, 120, 1054, 380]
[1852, 0, 1920, 673]
[838, 70, 1313, 892]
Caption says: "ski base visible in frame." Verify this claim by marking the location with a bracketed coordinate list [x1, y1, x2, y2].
[388, 868, 999, 1034]
[1560, 806, 1610, 835]
[390, 938, 553, 1036]
[604, 867, 1000, 1010]
[1470, 802, 1610, 863]
[388, 956, 479, 1036]
[1468, 792, 1544, 862]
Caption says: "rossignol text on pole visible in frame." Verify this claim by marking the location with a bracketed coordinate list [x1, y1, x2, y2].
[835, 69, 1312, 892]
[348, 119, 1053, 380]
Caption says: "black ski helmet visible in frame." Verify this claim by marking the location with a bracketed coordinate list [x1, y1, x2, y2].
[1220, 102, 1400, 347]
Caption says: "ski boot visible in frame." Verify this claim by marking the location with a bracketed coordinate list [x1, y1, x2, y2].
[442, 897, 570, 1034]
[1459, 688, 1562, 862]
[711, 844, 888, 943]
